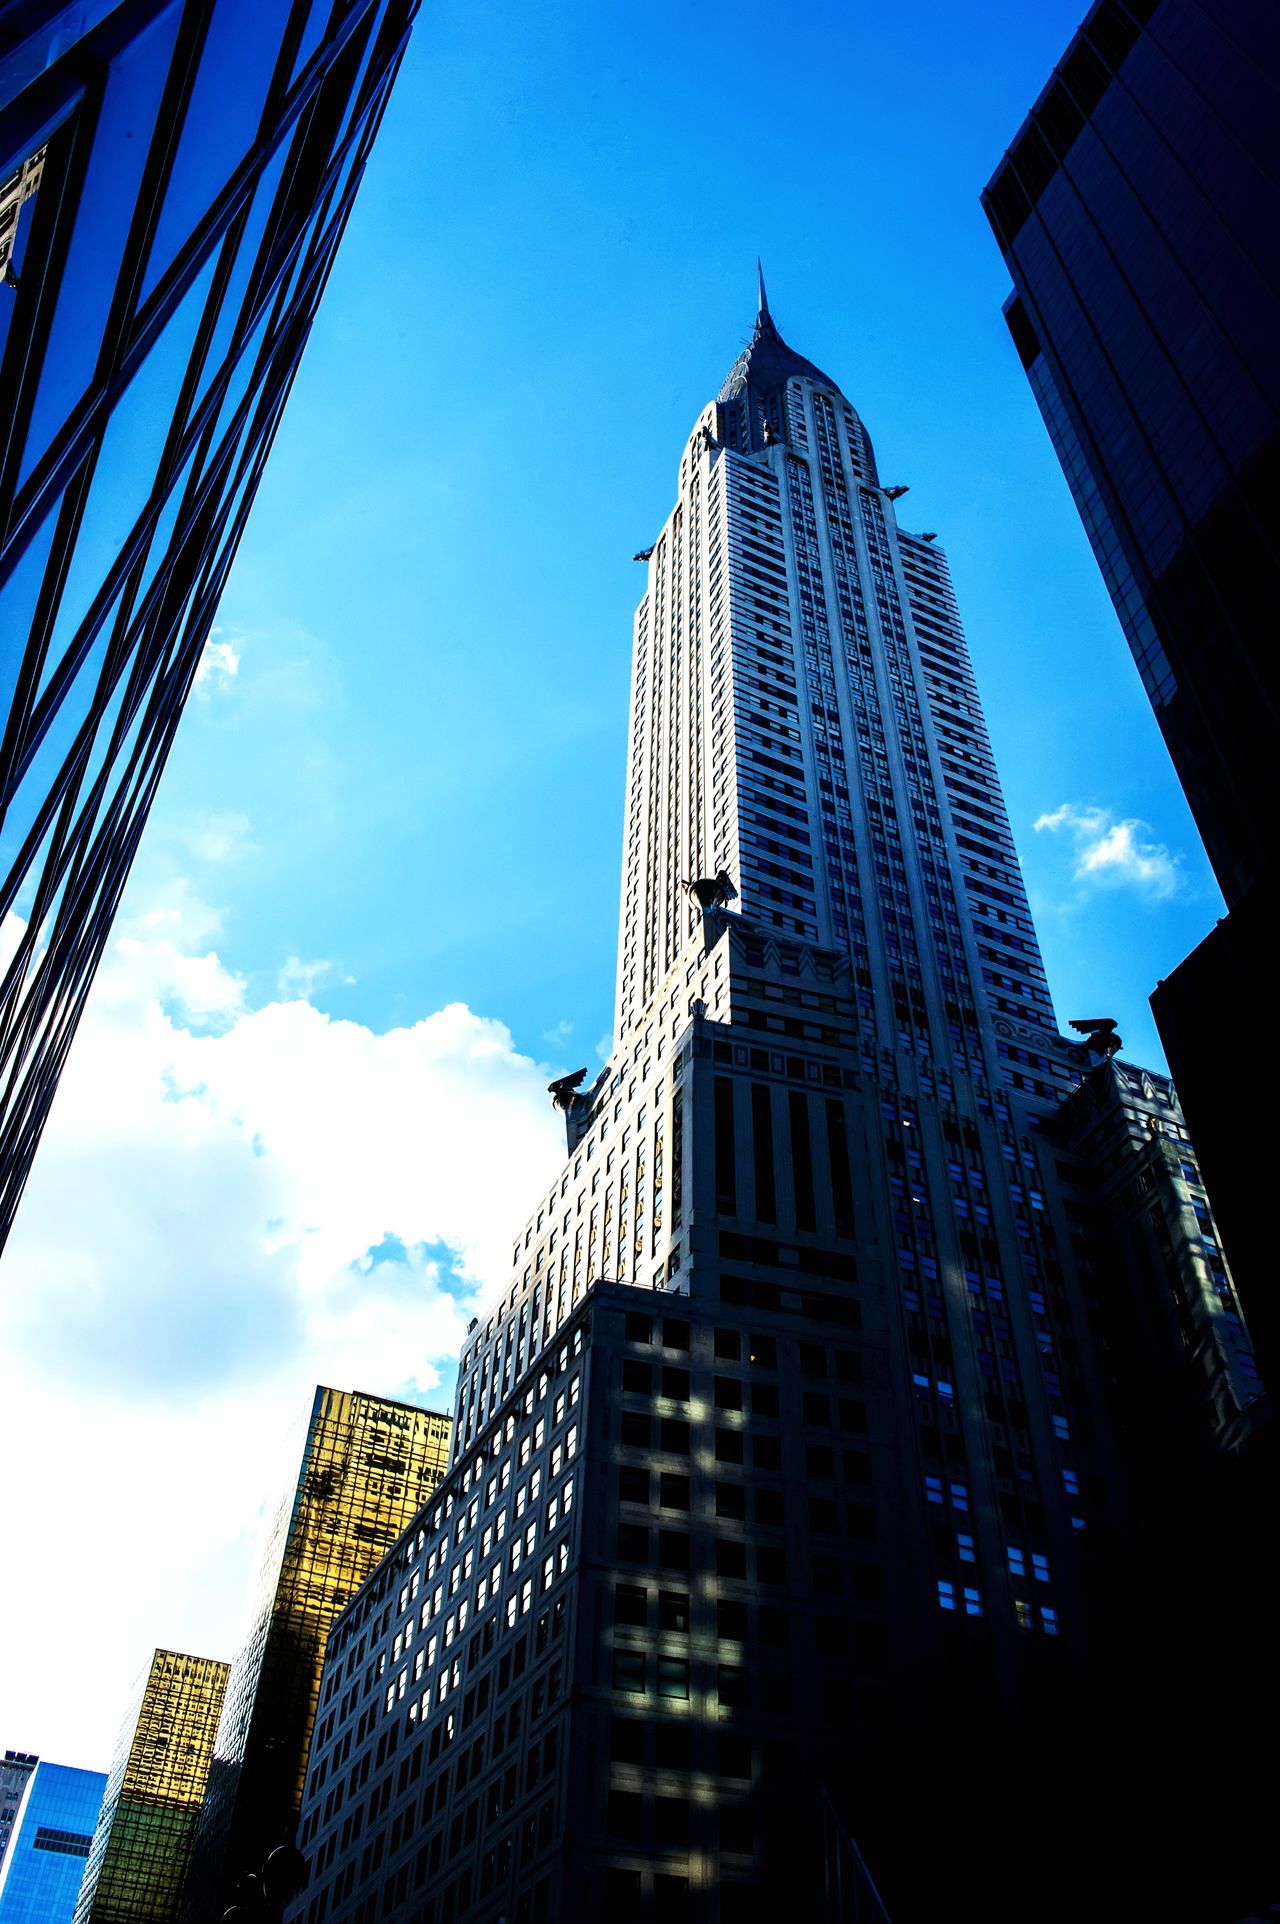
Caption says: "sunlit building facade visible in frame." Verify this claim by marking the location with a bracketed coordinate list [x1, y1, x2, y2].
[74, 1649, 229, 1924]
[183, 1388, 451, 1919]
[981, 0, 1279, 1382]
[0, 0, 421, 1250]
[0, 1758, 106, 1923]
[288, 294, 1255, 1922]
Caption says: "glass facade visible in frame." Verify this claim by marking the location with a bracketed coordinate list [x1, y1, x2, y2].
[0, 1760, 107, 1924]
[983, 0, 1279, 1482]
[982, 0, 1278, 911]
[74, 1649, 230, 1924]
[285, 299, 1259, 1921]
[0, 0, 421, 1249]
[183, 1388, 452, 1919]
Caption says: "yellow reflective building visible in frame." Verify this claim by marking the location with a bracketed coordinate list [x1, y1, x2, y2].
[75, 1651, 229, 1923]
[183, 1388, 451, 1919]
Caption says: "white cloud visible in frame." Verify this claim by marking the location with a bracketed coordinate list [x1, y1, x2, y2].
[595, 1031, 613, 1062]
[1034, 802, 1183, 902]
[541, 1017, 573, 1046]
[194, 633, 241, 692]
[277, 954, 338, 1000]
[0, 882, 563, 1767]
[182, 810, 255, 864]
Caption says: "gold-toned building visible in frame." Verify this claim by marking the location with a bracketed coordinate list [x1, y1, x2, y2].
[75, 1651, 229, 1923]
[183, 1388, 451, 1918]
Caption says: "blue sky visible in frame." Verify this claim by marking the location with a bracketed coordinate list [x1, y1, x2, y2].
[159, 0, 1221, 1070]
[2, 0, 1224, 1769]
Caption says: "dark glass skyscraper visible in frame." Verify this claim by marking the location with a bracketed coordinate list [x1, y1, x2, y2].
[0, 0, 420, 1249]
[286, 295, 1260, 1924]
[981, 0, 1279, 1375]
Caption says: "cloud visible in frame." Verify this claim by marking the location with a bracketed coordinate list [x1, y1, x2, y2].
[182, 810, 255, 864]
[194, 633, 241, 692]
[1034, 802, 1183, 902]
[0, 880, 564, 1765]
[277, 954, 339, 1000]
[541, 1017, 573, 1046]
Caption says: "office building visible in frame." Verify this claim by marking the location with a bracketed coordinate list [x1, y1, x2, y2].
[288, 292, 1260, 1922]
[0, 1757, 106, 1922]
[183, 1389, 451, 1918]
[981, 0, 1279, 1374]
[0, 0, 421, 1250]
[74, 1650, 229, 1924]
[0, 1752, 38, 1881]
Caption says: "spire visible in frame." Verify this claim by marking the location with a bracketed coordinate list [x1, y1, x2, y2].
[717, 275, 839, 432]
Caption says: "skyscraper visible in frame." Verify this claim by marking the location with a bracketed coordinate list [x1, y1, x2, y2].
[0, 1753, 38, 1883]
[183, 1389, 451, 1918]
[74, 1650, 229, 1924]
[0, 1757, 106, 1923]
[0, 0, 421, 1250]
[289, 290, 1258, 1923]
[980, 0, 1278, 1375]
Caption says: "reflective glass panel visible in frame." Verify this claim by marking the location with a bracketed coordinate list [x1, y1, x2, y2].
[19, 4, 182, 485]
[141, 0, 289, 302]
[34, 250, 216, 713]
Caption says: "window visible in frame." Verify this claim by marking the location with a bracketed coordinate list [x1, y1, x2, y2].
[715, 1483, 746, 1521]
[717, 1664, 748, 1707]
[717, 1600, 748, 1641]
[617, 1524, 648, 1563]
[619, 1466, 649, 1505]
[615, 1584, 646, 1626]
[612, 1649, 645, 1694]
[658, 1590, 690, 1632]
[619, 1400, 650, 1446]
[659, 1530, 690, 1570]
[657, 1655, 689, 1699]
[659, 1473, 690, 1510]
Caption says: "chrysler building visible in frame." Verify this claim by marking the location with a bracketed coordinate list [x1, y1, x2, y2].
[287, 291, 1260, 1924]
